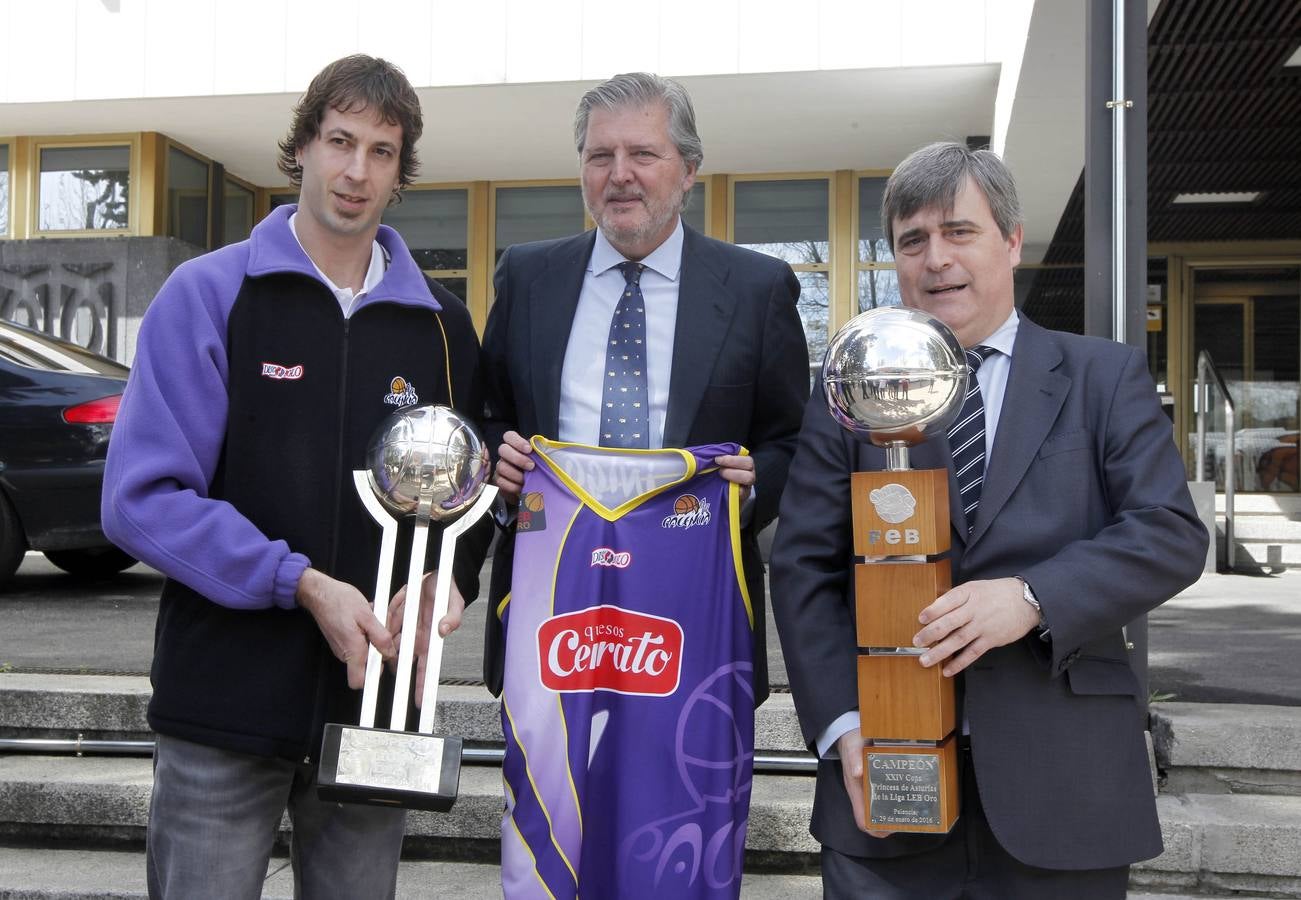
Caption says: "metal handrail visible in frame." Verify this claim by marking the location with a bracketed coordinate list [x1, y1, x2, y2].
[1194, 351, 1236, 570]
[0, 737, 820, 774]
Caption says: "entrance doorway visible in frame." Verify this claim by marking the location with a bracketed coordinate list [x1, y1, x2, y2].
[1188, 264, 1300, 494]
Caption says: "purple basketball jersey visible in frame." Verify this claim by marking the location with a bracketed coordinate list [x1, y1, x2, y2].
[500, 438, 755, 900]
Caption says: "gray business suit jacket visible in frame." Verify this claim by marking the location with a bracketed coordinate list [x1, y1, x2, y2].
[770, 315, 1208, 870]
[480, 224, 810, 705]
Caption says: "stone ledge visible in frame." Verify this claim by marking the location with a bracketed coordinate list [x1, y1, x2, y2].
[0, 847, 824, 899]
[1151, 702, 1301, 772]
[0, 756, 818, 854]
[1141, 793, 1301, 879]
[0, 675, 810, 754]
[0, 675, 151, 739]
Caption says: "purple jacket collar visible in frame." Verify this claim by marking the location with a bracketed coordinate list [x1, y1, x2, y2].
[244, 204, 441, 312]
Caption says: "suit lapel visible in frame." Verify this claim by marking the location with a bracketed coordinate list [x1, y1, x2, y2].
[663, 227, 737, 447]
[967, 317, 1069, 546]
[531, 232, 596, 439]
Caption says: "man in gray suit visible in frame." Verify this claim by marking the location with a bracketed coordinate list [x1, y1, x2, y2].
[771, 142, 1207, 897]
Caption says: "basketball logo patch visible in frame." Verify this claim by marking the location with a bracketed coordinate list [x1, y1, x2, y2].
[518, 491, 547, 532]
[661, 493, 711, 530]
[383, 376, 419, 408]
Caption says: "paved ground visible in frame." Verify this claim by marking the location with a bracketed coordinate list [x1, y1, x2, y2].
[2, 551, 1295, 705]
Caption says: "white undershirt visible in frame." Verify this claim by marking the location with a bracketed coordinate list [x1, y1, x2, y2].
[289, 212, 388, 318]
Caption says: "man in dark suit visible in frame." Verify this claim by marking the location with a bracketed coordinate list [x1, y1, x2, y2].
[481, 72, 809, 702]
[771, 142, 1208, 897]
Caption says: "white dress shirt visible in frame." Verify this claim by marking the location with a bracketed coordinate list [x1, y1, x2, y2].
[816, 309, 1022, 758]
[289, 212, 388, 318]
[557, 221, 684, 447]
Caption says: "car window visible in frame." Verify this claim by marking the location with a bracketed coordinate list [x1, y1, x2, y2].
[0, 325, 128, 377]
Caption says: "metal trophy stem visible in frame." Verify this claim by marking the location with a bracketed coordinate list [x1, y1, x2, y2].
[319, 404, 493, 812]
[417, 484, 497, 733]
[354, 470, 398, 730]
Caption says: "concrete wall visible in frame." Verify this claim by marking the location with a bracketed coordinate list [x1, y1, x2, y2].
[0, 237, 203, 364]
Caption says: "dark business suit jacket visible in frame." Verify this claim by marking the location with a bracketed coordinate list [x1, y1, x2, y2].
[480, 224, 810, 705]
[770, 315, 1207, 870]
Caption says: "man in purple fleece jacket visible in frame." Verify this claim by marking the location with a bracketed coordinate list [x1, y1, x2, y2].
[101, 56, 489, 899]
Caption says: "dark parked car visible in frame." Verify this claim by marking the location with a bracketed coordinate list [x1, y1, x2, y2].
[0, 321, 135, 584]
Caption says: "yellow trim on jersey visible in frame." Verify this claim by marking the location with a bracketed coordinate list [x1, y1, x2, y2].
[503, 777, 561, 900]
[496, 591, 511, 621]
[502, 695, 581, 886]
[530, 436, 699, 522]
[728, 447, 755, 629]
[548, 507, 588, 838]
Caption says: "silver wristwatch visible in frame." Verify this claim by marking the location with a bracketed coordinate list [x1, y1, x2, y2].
[1015, 576, 1046, 629]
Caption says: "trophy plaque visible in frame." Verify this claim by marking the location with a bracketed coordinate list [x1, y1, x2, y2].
[318, 404, 498, 811]
[822, 306, 968, 833]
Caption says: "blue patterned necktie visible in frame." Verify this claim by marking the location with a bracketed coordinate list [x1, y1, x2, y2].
[599, 262, 650, 449]
[948, 345, 998, 532]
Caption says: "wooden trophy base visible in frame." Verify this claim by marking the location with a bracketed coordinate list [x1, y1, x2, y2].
[318, 724, 462, 811]
[863, 733, 960, 833]
[856, 559, 951, 648]
[856, 652, 956, 742]
[851, 469, 949, 558]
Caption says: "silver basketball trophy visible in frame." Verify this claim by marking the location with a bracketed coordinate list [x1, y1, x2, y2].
[823, 306, 970, 832]
[318, 404, 497, 811]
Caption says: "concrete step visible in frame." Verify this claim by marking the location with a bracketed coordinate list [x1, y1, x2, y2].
[1152, 702, 1301, 796]
[1216, 494, 1301, 516]
[1233, 539, 1301, 569]
[0, 847, 823, 899]
[0, 673, 811, 757]
[0, 754, 821, 856]
[1232, 517, 1301, 541]
[1133, 793, 1301, 898]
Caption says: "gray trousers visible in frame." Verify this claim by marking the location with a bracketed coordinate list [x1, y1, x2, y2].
[147, 733, 407, 900]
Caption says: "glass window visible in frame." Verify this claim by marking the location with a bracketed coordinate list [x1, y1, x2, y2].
[433, 277, 468, 303]
[223, 178, 255, 246]
[797, 271, 831, 367]
[681, 182, 706, 234]
[495, 185, 585, 263]
[0, 144, 9, 236]
[733, 179, 829, 266]
[858, 268, 901, 312]
[858, 177, 893, 263]
[38, 145, 130, 232]
[383, 189, 469, 270]
[168, 146, 210, 248]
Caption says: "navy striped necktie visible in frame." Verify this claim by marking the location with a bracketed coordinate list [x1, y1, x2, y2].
[948, 345, 998, 532]
[599, 262, 650, 449]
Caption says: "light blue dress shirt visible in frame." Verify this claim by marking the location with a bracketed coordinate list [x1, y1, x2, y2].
[558, 221, 684, 447]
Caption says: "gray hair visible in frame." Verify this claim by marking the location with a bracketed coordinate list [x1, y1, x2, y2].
[573, 72, 704, 171]
[881, 142, 1023, 247]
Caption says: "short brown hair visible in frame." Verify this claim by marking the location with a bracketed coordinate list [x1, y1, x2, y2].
[882, 142, 1023, 248]
[277, 55, 423, 201]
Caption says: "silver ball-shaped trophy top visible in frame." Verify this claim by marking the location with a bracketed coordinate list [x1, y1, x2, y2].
[822, 307, 968, 447]
[365, 405, 491, 521]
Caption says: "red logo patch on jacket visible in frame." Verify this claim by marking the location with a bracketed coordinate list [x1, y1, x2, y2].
[261, 362, 304, 380]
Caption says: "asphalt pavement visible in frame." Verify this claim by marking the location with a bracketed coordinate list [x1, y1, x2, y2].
[1, 551, 1297, 706]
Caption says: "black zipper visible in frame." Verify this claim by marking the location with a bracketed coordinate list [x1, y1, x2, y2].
[307, 300, 352, 766]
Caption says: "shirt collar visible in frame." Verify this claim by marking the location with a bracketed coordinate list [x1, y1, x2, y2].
[588, 218, 684, 282]
[288, 211, 388, 302]
[976, 308, 1019, 358]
